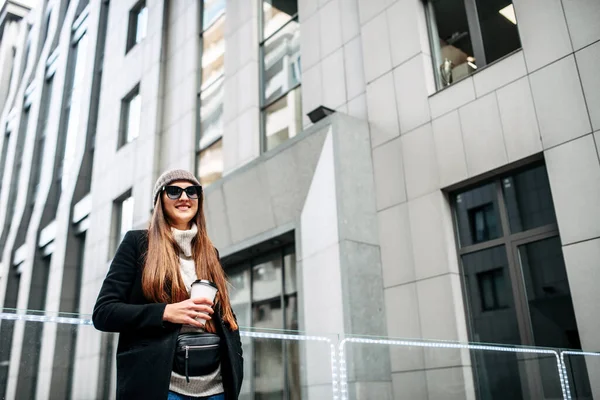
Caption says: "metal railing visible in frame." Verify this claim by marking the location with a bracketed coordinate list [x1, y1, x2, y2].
[0, 310, 596, 400]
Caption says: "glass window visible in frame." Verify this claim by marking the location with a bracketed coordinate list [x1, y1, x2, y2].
[264, 86, 302, 151]
[199, 78, 224, 148]
[425, 0, 521, 90]
[228, 244, 300, 400]
[111, 195, 134, 256]
[452, 164, 589, 399]
[477, 268, 509, 311]
[202, 0, 226, 33]
[229, 268, 251, 328]
[197, 139, 223, 187]
[135, 6, 148, 43]
[503, 165, 557, 233]
[31, 78, 54, 201]
[43, 10, 52, 45]
[196, 2, 226, 187]
[119, 196, 134, 241]
[518, 237, 581, 349]
[462, 247, 520, 343]
[0, 108, 30, 255]
[21, 28, 32, 80]
[517, 236, 589, 397]
[454, 182, 502, 247]
[61, 33, 88, 190]
[0, 127, 11, 196]
[261, 0, 301, 152]
[262, 21, 301, 105]
[126, 1, 147, 52]
[262, 0, 298, 39]
[201, 18, 225, 90]
[119, 86, 141, 147]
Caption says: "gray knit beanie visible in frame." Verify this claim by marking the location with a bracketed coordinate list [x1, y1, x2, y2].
[152, 169, 201, 205]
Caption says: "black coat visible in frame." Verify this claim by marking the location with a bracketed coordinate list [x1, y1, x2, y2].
[92, 230, 243, 400]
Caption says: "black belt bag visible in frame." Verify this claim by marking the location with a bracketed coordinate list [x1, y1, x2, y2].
[173, 333, 221, 382]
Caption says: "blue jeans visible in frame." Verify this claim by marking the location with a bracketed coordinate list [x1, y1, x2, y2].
[167, 391, 225, 400]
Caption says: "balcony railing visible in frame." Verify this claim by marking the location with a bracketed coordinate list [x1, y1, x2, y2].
[0, 308, 596, 400]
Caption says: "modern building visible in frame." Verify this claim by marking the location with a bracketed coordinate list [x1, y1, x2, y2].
[0, 0, 599, 399]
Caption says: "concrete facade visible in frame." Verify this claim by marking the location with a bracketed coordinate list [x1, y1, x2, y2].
[0, 0, 598, 399]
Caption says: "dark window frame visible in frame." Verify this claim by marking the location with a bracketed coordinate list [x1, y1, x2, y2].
[126, 0, 147, 53]
[195, 1, 226, 186]
[449, 162, 583, 399]
[109, 190, 133, 258]
[476, 267, 509, 311]
[452, 164, 560, 344]
[224, 241, 298, 399]
[258, 2, 301, 153]
[117, 84, 141, 148]
[423, 0, 523, 91]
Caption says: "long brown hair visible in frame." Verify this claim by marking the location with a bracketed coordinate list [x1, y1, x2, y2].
[141, 189, 238, 332]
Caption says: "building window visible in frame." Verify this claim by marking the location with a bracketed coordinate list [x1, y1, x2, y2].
[0, 125, 11, 196]
[477, 268, 508, 311]
[21, 26, 33, 80]
[260, 0, 301, 152]
[196, 0, 226, 186]
[197, 138, 223, 186]
[31, 77, 54, 202]
[60, 31, 88, 192]
[119, 85, 141, 147]
[424, 0, 521, 90]
[452, 163, 590, 399]
[0, 265, 21, 400]
[42, 8, 53, 47]
[468, 203, 497, 244]
[126, 1, 148, 52]
[226, 241, 300, 399]
[110, 193, 134, 256]
[0, 107, 30, 256]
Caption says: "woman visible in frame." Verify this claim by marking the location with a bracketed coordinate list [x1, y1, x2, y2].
[93, 169, 243, 400]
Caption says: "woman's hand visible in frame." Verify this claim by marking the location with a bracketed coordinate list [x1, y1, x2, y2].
[163, 298, 214, 328]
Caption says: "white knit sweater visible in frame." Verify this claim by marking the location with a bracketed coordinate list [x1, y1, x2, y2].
[169, 224, 224, 397]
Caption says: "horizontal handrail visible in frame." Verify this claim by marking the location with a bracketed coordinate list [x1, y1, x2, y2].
[2, 313, 599, 400]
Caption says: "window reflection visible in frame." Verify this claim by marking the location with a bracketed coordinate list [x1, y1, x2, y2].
[518, 237, 582, 348]
[263, 0, 298, 39]
[229, 269, 251, 328]
[125, 92, 141, 143]
[263, 21, 301, 105]
[62, 34, 88, 190]
[135, 6, 148, 44]
[264, 86, 302, 151]
[227, 245, 299, 399]
[197, 139, 223, 187]
[462, 247, 524, 399]
[199, 78, 224, 149]
[453, 164, 587, 399]
[201, 16, 225, 90]
[197, 2, 226, 186]
[126, 2, 147, 51]
[119, 196, 134, 243]
[454, 182, 502, 247]
[503, 165, 557, 233]
[203, 0, 226, 29]
[252, 259, 282, 304]
[518, 237, 589, 397]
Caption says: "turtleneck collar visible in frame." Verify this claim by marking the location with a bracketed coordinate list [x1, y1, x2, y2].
[171, 223, 197, 257]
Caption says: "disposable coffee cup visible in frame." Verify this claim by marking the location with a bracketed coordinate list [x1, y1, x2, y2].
[190, 280, 218, 325]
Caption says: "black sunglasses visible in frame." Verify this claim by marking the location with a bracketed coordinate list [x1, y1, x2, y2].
[162, 185, 203, 200]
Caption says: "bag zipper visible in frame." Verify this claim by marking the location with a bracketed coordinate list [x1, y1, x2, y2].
[184, 344, 220, 382]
